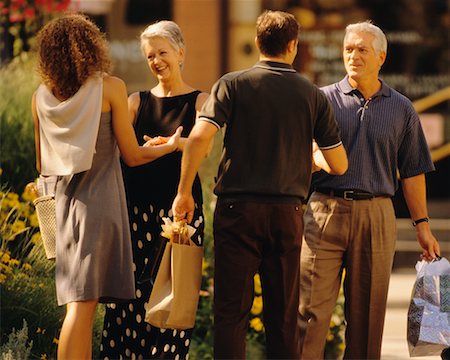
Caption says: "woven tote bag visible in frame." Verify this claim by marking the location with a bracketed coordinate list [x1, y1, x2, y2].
[33, 195, 56, 260]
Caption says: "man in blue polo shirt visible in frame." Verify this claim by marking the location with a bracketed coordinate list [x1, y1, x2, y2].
[298, 21, 441, 359]
[172, 10, 347, 359]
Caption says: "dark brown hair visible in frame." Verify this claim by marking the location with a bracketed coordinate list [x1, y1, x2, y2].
[256, 10, 299, 57]
[35, 14, 111, 99]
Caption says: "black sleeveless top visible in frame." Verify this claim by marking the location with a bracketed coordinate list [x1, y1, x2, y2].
[122, 90, 203, 208]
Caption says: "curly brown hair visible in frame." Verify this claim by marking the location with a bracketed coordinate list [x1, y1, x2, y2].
[35, 14, 111, 99]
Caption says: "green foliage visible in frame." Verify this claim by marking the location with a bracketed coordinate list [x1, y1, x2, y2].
[0, 319, 33, 360]
[0, 53, 39, 192]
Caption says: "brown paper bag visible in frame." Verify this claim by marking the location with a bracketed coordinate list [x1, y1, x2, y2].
[145, 218, 203, 330]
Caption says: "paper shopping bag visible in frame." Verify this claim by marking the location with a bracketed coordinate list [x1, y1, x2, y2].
[145, 218, 203, 330]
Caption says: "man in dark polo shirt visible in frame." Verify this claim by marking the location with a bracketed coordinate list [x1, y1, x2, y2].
[172, 10, 347, 359]
[298, 21, 441, 359]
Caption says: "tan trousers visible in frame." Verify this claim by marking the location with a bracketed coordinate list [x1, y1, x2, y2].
[299, 192, 397, 359]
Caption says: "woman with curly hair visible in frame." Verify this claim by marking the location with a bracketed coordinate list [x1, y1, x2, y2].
[32, 14, 182, 359]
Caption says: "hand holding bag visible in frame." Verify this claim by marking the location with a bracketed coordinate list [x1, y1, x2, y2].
[407, 256, 450, 356]
[145, 217, 203, 330]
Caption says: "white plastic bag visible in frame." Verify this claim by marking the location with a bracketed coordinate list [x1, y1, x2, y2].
[407, 257, 450, 357]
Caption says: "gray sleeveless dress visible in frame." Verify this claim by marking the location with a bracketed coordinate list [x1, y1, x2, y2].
[55, 112, 135, 305]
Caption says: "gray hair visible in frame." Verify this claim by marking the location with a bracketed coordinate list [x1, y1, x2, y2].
[140, 20, 186, 56]
[344, 21, 387, 55]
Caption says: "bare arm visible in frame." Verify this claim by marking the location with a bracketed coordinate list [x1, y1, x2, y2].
[31, 92, 41, 173]
[105, 76, 180, 167]
[313, 143, 348, 175]
[172, 120, 218, 223]
[401, 174, 440, 260]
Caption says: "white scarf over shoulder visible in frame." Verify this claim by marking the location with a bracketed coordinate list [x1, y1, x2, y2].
[36, 75, 103, 176]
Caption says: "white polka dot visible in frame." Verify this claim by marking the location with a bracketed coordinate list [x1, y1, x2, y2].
[138, 355, 143, 360]
[110, 304, 116, 309]
[121, 336, 124, 342]
[136, 289, 142, 298]
[133, 330, 137, 339]
[103, 330, 108, 337]
[100, 344, 104, 352]
[168, 209, 173, 217]
[159, 209, 165, 217]
[144, 257, 149, 264]
[125, 349, 131, 357]
[194, 220, 200, 227]
[116, 317, 122, 325]
[146, 232, 152, 241]
[120, 356, 123, 360]
[151, 347, 157, 355]
[138, 240, 143, 249]
[131, 353, 136, 360]
[149, 205, 154, 213]
[110, 340, 115, 348]
[133, 206, 139, 215]
[132, 262, 137, 272]
[140, 339, 146, 347]
[173, 329, 177, 336]
[136, 314, 142, 323]
[132, 223, 137, 231]
[185, 339, 190, 346]
[144, 301, 150, 311]
[126, 328, 131, 337]
[122, 310, 126, 318]
[164, 344, 170, 352]
[143, 213, 148, 222]
[186, 354, 189, 360]
[146, 324, 151, 332]
[175, 355, 180, 360]
[129, 304, 134, 312]
[199, 216, 203, 223]
[160, 328, 166, 333]
[197, 235, 202, 243]
[171, 345, 176, 353]
[180, 331, 185, 338]
[104, 357, 109, 360]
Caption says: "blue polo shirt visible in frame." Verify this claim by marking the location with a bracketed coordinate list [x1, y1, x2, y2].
[313, 76, 435, 197]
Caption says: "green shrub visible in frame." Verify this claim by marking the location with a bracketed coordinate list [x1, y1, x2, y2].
[0, 53, 39, 192]
[0, 319, 33, 360]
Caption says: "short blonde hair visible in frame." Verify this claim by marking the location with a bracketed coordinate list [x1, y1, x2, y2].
[140, 20, 185, 54]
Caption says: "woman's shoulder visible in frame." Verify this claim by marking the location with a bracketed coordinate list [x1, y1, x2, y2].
[103, 74, 126, 88]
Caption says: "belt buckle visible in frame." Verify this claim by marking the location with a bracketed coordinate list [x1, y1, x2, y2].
[343, 190, 354, 200]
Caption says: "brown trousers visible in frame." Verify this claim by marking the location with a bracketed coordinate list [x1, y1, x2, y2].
[213, 198, 303, 359]
[299, 192, 397, 360]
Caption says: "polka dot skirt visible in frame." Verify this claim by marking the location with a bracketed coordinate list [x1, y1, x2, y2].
[100, 202, 204, 359]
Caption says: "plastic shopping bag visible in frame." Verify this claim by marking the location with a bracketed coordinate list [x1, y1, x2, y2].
[407, 256, 450, 357]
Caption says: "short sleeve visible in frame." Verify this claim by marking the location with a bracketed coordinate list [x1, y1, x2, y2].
[314, 90, 342, 149]
[398, 107, 435, 178]
[199, 78, 232, 129]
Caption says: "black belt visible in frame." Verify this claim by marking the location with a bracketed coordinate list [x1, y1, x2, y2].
[315, 188, 376, 200]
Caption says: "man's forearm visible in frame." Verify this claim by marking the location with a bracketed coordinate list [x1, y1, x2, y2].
[401, 174, 429, 221]
[178, 122, 217, 195]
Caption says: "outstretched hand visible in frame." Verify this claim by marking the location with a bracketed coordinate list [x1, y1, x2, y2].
[167, 126, 183, 151]
[142, 126, 182, 151]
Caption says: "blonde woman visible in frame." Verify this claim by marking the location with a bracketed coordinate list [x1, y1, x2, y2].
[32, 14, 181, 360]
[100, 20, 208, 360]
